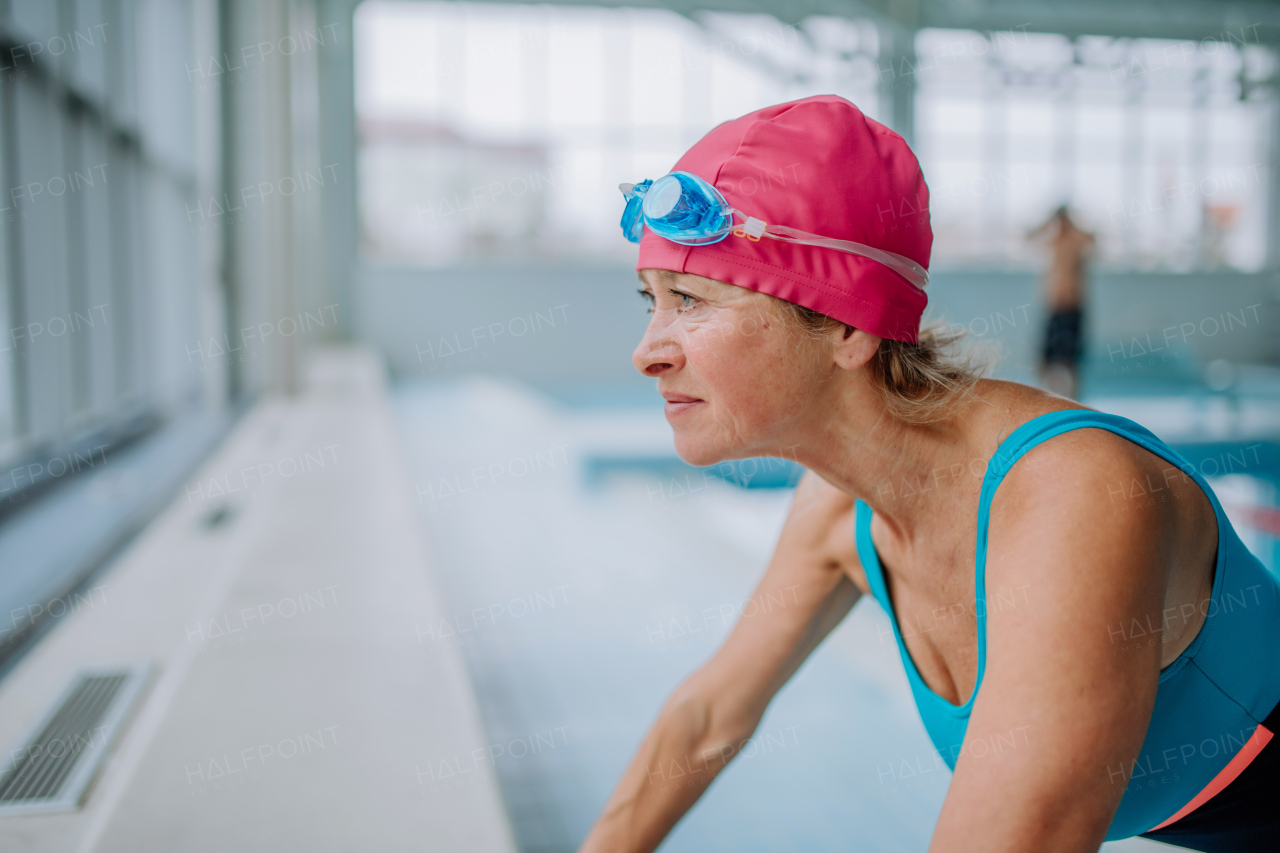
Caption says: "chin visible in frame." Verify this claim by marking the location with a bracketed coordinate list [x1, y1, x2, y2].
[671, 432, 730, 468]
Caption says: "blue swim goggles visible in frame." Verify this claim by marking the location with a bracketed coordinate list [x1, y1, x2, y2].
[619, 170, 929, 290]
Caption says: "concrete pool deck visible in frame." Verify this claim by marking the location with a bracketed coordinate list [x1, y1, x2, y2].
[0, 349, 517, 853]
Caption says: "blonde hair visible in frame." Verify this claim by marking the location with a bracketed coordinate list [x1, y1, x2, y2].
[774, 300, 988, 424]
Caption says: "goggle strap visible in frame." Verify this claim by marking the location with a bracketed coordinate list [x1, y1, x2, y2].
[727, 210, 928, 290]
[741, 217, 767, 239]
[769, 228, 930, 290]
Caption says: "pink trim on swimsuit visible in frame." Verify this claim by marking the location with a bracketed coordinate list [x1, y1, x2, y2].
[1148, 723, 1274, 831]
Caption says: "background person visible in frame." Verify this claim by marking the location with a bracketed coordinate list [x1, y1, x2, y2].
[1027, 204, 1095, 399]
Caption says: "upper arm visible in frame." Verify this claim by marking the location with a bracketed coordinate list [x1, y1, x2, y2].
[682, 469, 864, 739]
[931, 436, 1169, 852]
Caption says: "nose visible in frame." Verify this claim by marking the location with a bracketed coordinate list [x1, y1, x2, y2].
[632, 319, 683, 377]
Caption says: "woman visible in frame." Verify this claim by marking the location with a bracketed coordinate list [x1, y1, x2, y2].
[579, 95, 1280, 852]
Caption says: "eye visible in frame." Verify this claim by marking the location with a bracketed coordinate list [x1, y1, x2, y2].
[637, 288, 655, 314]
[669, 289, 696, 311]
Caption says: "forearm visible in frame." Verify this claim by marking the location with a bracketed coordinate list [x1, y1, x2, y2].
[577, 478, 860, 852]
[578, 688, 752, 853]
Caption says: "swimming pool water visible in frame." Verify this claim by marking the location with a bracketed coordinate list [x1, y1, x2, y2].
[394, 376, 1278, 852]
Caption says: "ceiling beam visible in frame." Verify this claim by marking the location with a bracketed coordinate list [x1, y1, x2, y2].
[439, 0, 1280, 44]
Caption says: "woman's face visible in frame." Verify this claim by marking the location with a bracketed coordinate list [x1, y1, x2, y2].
[632, 269, 835, 467]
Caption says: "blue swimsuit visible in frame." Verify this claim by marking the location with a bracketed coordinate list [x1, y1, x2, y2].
[853, 410, 1280, 848]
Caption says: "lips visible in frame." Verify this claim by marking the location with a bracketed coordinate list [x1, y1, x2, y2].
[661, 392, 703, 418]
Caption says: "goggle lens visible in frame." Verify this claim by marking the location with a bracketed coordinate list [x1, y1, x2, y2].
[641, 175, 685, 219]
[618, 172, 731, 246]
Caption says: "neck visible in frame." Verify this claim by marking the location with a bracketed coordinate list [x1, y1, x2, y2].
[784, 376, 1003, 545]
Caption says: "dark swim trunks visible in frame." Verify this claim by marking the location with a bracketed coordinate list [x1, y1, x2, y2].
[1137, 698, 1280, 852]
[1042, 308, 1082, 366]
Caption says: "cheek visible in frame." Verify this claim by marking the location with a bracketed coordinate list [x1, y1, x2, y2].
[686, 316, 770, 383]
[688, 317, 811, 408]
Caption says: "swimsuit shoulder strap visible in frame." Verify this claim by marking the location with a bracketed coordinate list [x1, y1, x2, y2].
[855, 411, 1171, 623]
[853, 498, 891, 613]
[980, 408, 1180, 486]
[971, 408, 1212, 691]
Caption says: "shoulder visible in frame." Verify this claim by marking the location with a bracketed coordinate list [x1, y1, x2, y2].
[981, 414, 1178, 610]
[1000, 420, 1151, 493]
[996, 416, 1174, 508]
[992, 418, 1168, 538]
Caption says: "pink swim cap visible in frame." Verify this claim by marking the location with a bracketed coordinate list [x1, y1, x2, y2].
[636, 94, 931, 343]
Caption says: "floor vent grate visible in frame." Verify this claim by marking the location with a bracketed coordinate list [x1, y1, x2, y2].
[0, 663, 151, 816]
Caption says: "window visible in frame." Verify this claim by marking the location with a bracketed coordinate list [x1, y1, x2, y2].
[913, 27, 1276, 271]
[354, 5, 1278, 274]
[0, 3, 199, 479]
[354, 1, 883, 266]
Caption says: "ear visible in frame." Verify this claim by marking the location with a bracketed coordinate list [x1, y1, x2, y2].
[832, 327, 881, 372]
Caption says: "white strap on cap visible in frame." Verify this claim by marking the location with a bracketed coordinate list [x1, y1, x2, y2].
[728, 207, 929, 290]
